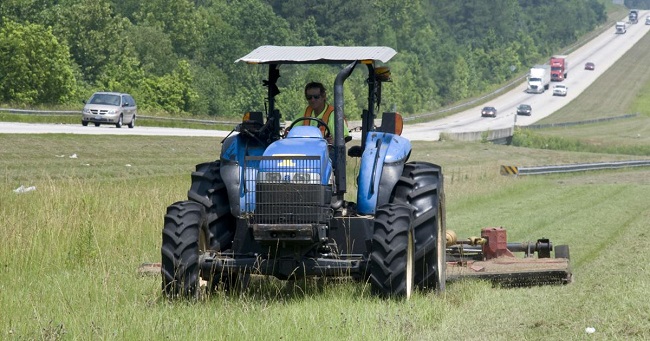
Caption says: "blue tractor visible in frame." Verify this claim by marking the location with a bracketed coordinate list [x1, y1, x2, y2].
[161, 46, 447, 298]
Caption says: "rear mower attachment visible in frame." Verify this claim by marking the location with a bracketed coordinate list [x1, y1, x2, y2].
[445, 227, 572, 287]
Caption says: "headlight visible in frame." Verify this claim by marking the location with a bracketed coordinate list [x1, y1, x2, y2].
[292, 172, 321, 183]
[262, 172, 282, 182]
[292, 172, 320, 184]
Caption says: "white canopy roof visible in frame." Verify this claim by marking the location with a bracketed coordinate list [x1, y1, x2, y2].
[235, 46, 397, 64]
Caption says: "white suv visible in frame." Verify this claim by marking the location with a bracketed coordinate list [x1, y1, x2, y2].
[82, 92, 137, 128]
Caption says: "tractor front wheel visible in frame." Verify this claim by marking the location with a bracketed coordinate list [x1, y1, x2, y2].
[369, 204, 415, 298]
[161, 201, 204, 298]
[187, 161, 241, 292]
[188, 161, 236, 252]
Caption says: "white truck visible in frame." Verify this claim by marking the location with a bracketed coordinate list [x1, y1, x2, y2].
[527, 65, 551, 94]
[616, 21, 626, 34]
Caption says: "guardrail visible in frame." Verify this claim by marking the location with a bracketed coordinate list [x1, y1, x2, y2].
[500, 160, 650, 176]
[0, 108, 239, 126]
[441, 127, 513, 143]
[441, 113, 639, 144]
[0, 108, 79, 115]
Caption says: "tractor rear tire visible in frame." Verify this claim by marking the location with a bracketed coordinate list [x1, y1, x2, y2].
[390, 161, 446, 293]
[369, 204, 415, 298]
[161, 201, 204, 298]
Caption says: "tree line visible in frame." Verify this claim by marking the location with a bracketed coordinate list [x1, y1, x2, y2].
[0, 0, 607, 120]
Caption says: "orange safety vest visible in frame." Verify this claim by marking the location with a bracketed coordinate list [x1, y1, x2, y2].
[303, 104, 335, 136]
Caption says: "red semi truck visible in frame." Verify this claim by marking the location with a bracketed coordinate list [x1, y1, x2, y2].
[550, 55, 568, 82]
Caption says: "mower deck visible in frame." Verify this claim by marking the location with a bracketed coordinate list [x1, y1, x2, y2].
[446, 257, 572, 287]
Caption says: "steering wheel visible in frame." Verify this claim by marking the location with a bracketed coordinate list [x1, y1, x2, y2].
[286, 117, 331, 139]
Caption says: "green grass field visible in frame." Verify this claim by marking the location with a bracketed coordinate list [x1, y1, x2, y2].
[3, 131, 650, 340]
[3, 26, 650, 341]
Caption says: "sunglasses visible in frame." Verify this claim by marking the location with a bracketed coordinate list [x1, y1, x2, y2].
[305, 94, 321, 100]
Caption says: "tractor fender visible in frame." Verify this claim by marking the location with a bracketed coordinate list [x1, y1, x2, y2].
[356, 132, 411, 215]
[220, 134, 266, 216]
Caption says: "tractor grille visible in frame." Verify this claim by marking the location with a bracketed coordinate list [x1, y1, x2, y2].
[244, 155, 331, 225]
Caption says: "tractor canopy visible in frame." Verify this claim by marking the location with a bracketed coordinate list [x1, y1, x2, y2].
[235, 45, 396, 64]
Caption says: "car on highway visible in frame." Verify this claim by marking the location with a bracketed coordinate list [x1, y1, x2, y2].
[552, 84, 568, 97]
[646, 16, 650, 25]
[82, 92, 137, 128]
[584, 62, 595, 71]
[516, 104, 532, 116]
[481, 106, 497, 118]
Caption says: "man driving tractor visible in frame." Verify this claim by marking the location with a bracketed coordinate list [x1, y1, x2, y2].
[302, 81, 351, 144]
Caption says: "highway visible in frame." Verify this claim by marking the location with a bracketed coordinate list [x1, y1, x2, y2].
[1, 13, 648, 141]
[402, 12, 650, 141]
